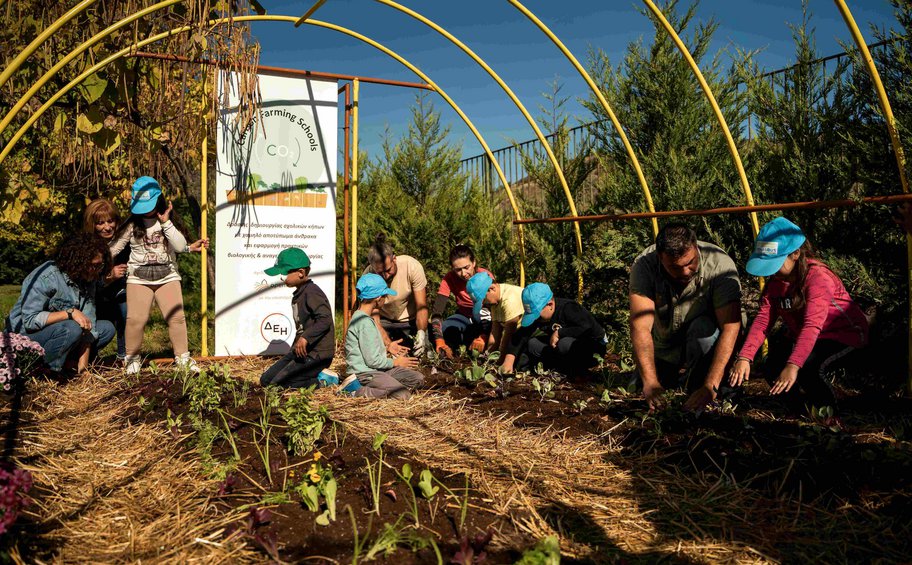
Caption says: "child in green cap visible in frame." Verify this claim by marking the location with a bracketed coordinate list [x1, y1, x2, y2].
[260, 247, 335, 388]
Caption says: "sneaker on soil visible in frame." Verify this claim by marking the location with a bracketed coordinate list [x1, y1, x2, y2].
[174, 352, 200, 373]
[124, 356, 141, 375]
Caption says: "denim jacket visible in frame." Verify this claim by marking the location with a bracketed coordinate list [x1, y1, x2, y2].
[5, 261, 100, 339]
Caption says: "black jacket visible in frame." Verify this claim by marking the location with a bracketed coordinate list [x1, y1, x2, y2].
[508, 297, 605, 356]
[292, 280, 335, 360]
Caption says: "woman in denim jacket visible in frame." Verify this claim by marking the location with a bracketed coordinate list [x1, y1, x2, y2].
[5, 233, 116, 375]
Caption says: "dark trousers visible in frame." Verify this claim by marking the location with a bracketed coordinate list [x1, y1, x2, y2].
[96, 293, 127, 359]
[441, 314, 491, 349]
[516, 335, 607, 376]
[260, 352, 332, 389]
[763, 336, 852, 410]
[642, 314, 721, 392]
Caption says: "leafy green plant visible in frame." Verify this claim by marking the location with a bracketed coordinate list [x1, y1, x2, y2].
[531, 377, 555, 401]
[280, 387, 328, 456]
[454, 351, 501, 385]
[295, 456, 338, 526]
[186, 367, 223, 415]
[515, 535, 561, 565]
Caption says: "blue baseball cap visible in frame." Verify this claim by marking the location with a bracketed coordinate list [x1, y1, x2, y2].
[466, 272, 494, 318]
[746, 217, 806, 277]
[521, 283, 554, 327]
[356, 273, 397, 300]
[130, 176, 162, 214]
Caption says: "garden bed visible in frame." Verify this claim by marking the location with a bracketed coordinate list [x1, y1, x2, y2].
[3, 351, 912, 563]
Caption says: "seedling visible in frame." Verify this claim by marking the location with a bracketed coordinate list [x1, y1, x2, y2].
[572, 399, 589, 413]
[394, 463, 420, 526]
[417, 469, 439, 499]
[364, 432, 387, 515]
[531, 377, 555, 401]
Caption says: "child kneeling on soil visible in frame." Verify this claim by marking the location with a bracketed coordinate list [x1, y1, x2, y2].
[260, 248, 335, 388]
[500, 283, 607, 377]
[728, 217, 868, 412]
[342, 274, 425, 399]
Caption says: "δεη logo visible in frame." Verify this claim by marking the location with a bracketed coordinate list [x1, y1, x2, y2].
[260, 313, 293, 343]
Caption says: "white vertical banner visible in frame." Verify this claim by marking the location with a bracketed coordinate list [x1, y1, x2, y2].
[215, 72, 337, 355]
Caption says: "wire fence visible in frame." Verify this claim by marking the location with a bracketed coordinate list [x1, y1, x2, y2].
[459, 38, 899, 210]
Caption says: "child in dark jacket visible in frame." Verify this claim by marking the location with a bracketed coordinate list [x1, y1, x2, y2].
[729, 217, 868, 410]
[260, 248, 335, 388]
[500, 283, 607, 376]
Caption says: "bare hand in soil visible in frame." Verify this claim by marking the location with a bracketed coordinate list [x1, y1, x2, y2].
[728, 358, 751, 387]
[683, 385, 716, 412]
[770, 363, 799, 395]
[393, 355, 419, 368]
[643, 381, 665, 411]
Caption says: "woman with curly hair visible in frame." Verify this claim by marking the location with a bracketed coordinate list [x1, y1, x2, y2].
[5, 233, 116, 375]
[84, 198, 128, 362]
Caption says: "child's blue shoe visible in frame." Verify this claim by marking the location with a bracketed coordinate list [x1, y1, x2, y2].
[339, 374, 362, 395]
[317, 369, 339, 387]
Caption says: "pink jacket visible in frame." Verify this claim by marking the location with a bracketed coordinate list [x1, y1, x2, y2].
[739, 260, 868, 368]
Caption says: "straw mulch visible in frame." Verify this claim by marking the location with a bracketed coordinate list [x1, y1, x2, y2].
[316, 389, 908, 564]
[6, 370, 259, 564]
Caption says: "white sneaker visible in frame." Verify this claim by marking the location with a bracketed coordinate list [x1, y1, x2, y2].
[174, 352, 200, 374]
[124, 356, 141, 375]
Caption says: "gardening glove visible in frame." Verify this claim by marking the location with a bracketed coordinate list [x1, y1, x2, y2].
[435, 338, 453, 359]
[470, 334, 487, 353]
[413, 329, 429, 357]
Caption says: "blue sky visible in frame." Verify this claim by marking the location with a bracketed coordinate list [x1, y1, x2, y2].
[248, 1, 901, 161]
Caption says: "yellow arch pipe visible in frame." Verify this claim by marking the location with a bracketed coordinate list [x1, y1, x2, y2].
[351, 77, 360, 288]
[833, 0, 912, 391]
[375, 0, 579, 295]
[641, 0, 760, 238]
[508, 0, 659, 237]
[0, 13, 528, 284]
[0, 0, 99, 89]
[0, 0, 182, 138]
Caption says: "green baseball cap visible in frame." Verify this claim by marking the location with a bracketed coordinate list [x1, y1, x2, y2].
[265, 248, 311, 276]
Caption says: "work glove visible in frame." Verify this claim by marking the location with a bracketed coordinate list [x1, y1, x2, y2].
[435, 338, 453, 359]
[470, 334, 488, 353]
[413, 329, 429, 357]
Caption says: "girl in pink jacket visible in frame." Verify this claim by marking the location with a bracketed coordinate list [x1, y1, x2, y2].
[729, 217, 868, 410]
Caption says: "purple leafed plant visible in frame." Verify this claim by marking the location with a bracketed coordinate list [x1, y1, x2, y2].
[0, 332, 45, 390]
[450, 530, 493, 565]
[216, 474, 237, 497]
[0, 462, 33, 534]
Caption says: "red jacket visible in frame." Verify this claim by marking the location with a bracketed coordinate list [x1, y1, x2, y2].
[739, 260, 868, 368]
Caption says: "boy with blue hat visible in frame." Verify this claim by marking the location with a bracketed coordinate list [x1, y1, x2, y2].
[466, 272, 525, 358]
[342, 273, 425, 399]
[260, 247, 336, 389]
[500, 282, 606, 376]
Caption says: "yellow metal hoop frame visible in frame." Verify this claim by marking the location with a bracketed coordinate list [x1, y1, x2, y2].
[0, 0, 182, 138]
[374, 0, 581, 295]
[0, 13, 528, 283]
[508, 0, 659, 237]
[642, 0, 760, 238]
[833, 0, 912, 391]
[0, 0, 98, 89]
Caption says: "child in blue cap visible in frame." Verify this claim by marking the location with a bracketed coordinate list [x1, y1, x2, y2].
[109, 176, 208, 375]
[342, 273, 425, 399]
[500, 282, 607, 376]
[729, 217, 868, 411]
[260, 248, 335, 389]
[465, 272, 525, 359]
